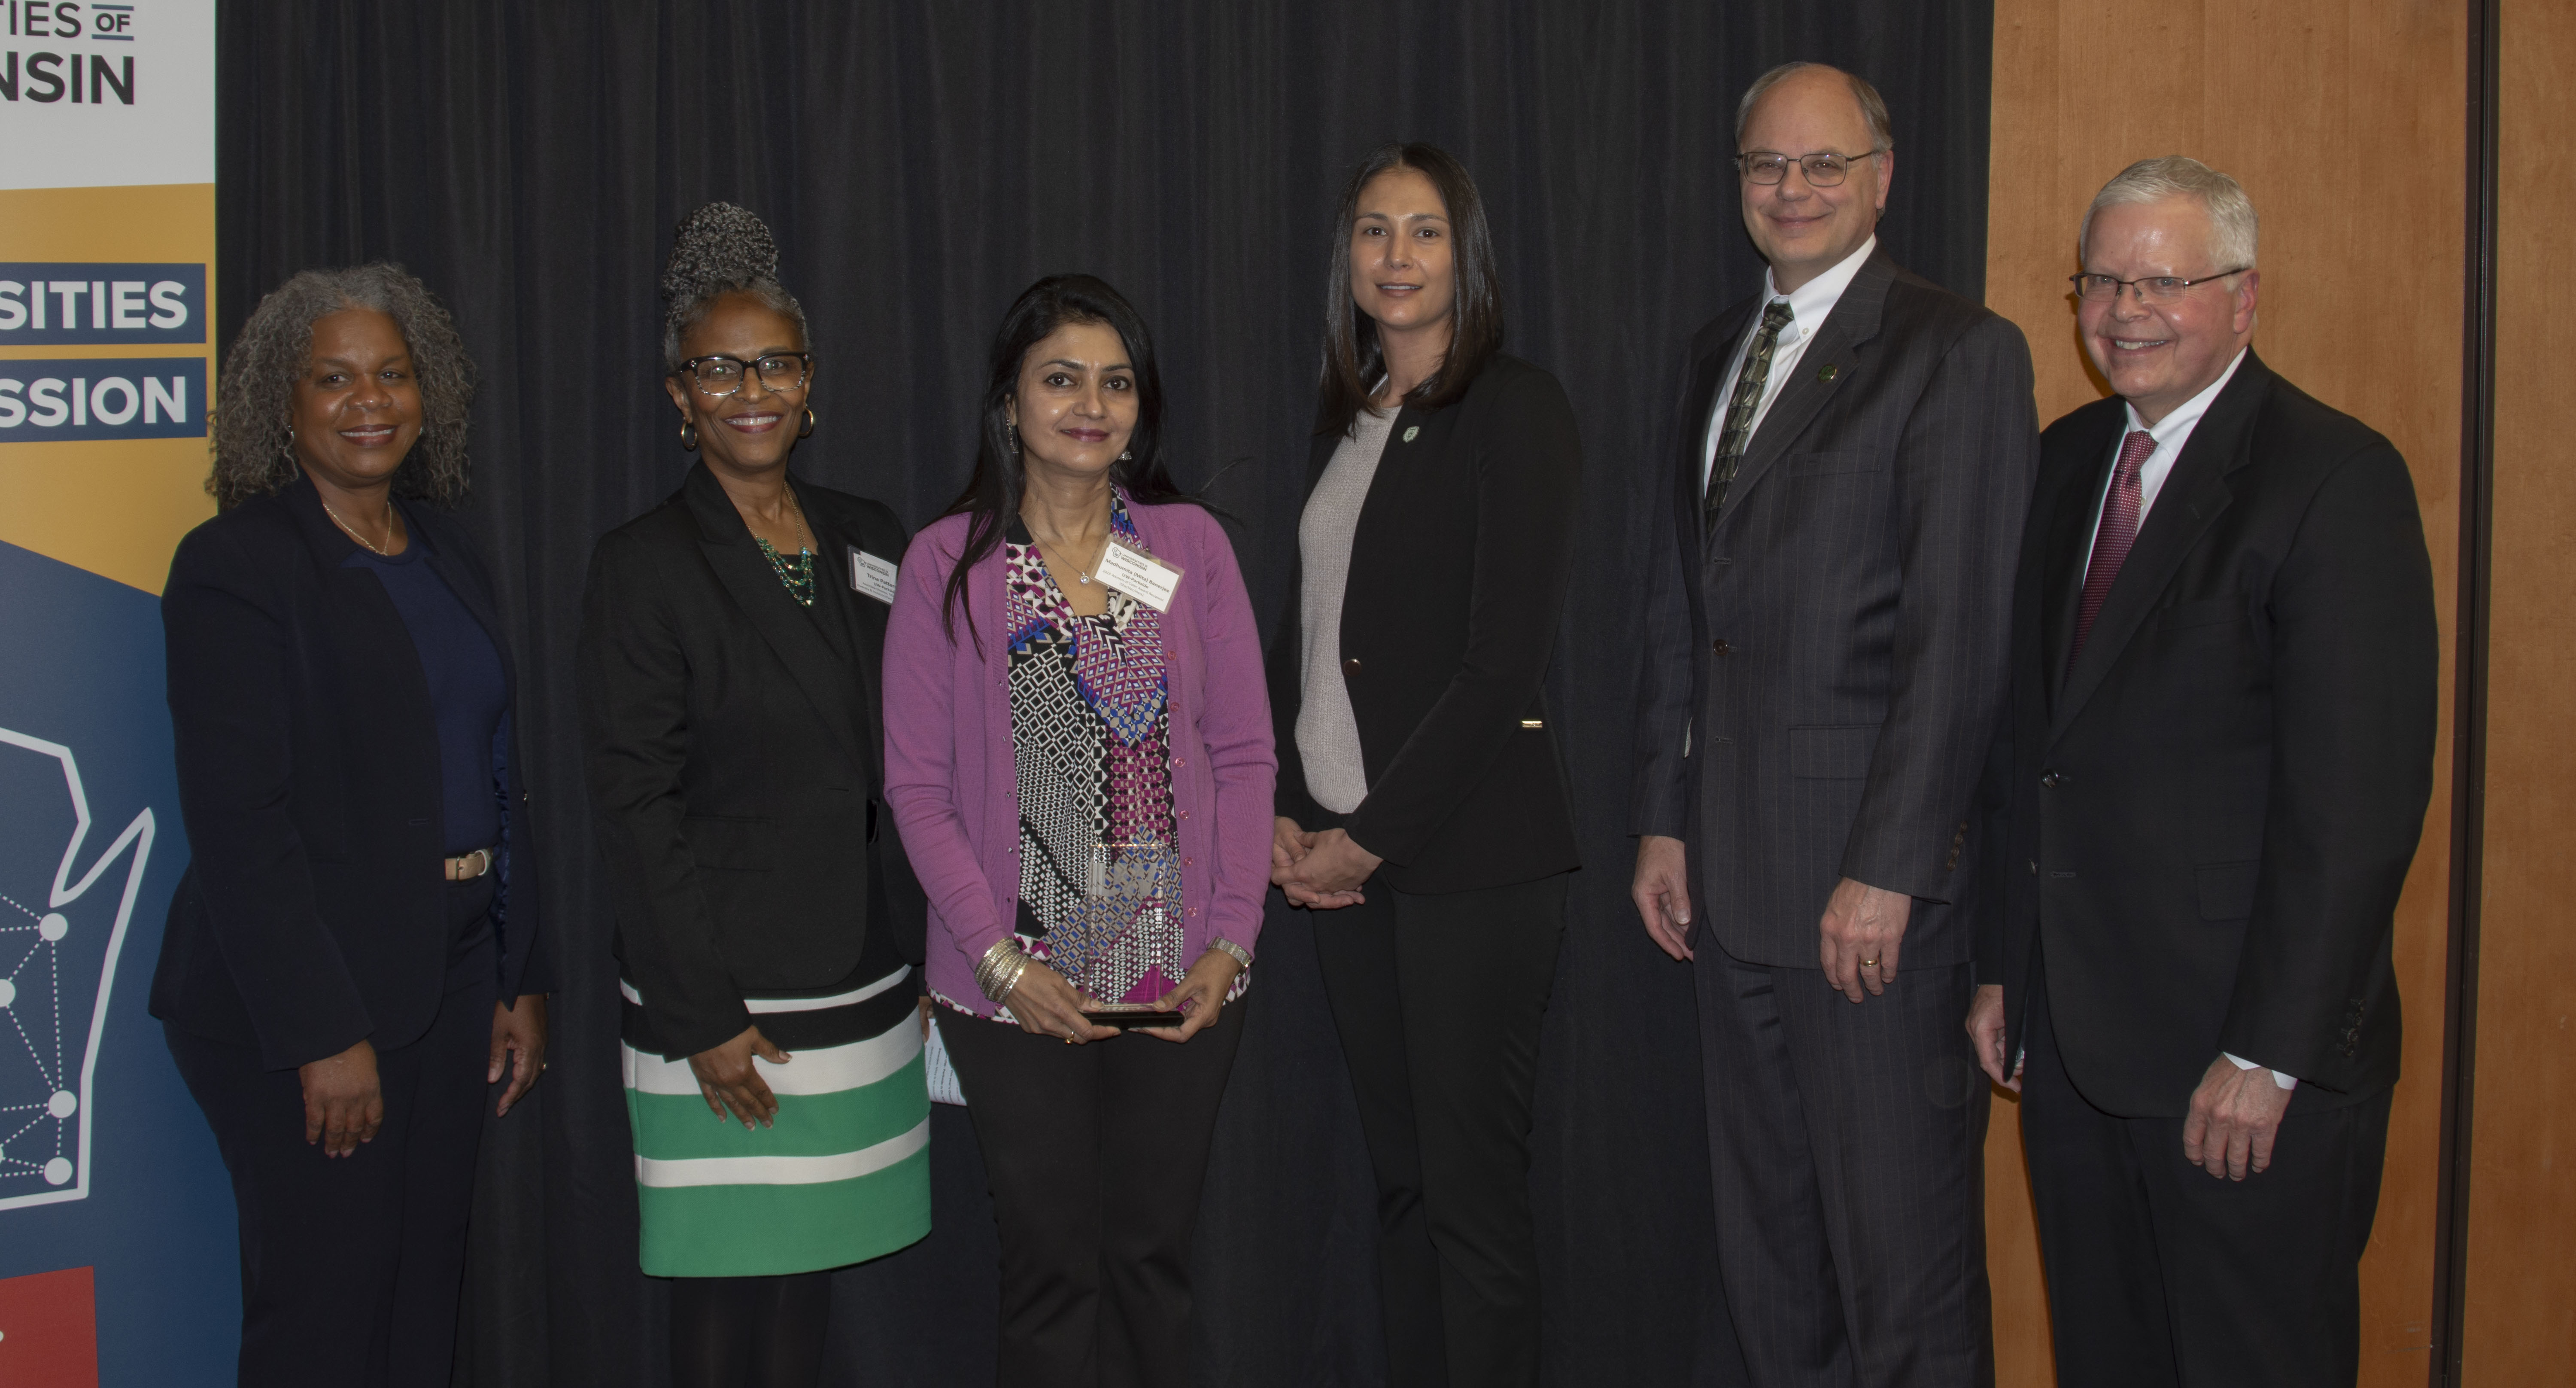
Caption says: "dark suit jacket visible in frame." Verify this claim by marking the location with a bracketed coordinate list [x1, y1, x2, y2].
[1978, 351, 2436, 1116]
[1269, 353, 1583, 894]
[149, 478, 549, 1072]
[577, 462, 923, 1060]
[1631, 248, 2039, 968]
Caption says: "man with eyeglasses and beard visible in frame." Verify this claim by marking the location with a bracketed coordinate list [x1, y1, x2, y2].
[1629, 61, 2038, 1385]
[1968, 157, 2437, 1388]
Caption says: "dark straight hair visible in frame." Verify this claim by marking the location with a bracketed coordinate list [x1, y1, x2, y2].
[939, 273, 1191, 646]
[1313, 142, 1505, 440]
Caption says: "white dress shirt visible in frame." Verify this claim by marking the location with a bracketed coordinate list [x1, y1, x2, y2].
[1701, 235, 1878, 491]
[2079, 346, 2250, 557]
[2072, 346, 2292, 1091]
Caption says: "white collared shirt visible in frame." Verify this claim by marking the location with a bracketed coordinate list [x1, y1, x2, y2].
[2080, 346, 2251, 558]
[2070, 345, 2291, 1091]
[1701, 235, 1879, 491]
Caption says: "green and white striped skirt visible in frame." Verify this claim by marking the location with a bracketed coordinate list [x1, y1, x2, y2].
[619, 965, 933, 1278]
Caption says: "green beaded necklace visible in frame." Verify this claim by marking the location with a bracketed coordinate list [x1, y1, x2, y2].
[754, 537, 816, 607]
[753, 486, 818, 608]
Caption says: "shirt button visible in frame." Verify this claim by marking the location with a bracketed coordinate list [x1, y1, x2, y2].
[1184, 857, 1194, 867]
[1711, 639, 1732, 655]
[1343, 657, 1362, 675]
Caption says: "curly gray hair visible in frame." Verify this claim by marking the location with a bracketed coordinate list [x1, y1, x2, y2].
[660, 201, 810, 368]
[210, 264, 475, 511]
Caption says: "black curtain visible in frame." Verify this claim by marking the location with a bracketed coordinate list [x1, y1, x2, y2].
[216, 4, 1992, 1383]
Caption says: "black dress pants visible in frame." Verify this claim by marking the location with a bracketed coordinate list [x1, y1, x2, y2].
[164, 877, 498, 1388]
[937, 995, 1247, 1388]
[1694, 938, 1993, 1388]
[1311, 870, 1566, 1388]
[2019, 958, 2390, 1388]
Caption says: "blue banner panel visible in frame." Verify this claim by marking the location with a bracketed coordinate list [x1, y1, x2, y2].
[0, 358, 204, 441]
[0, 265, 205, 344]
[0, 539, 237, 1387]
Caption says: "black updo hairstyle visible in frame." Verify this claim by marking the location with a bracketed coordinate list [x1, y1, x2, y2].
[936, 274, 1193, 647]
[658, 201, 810, 368]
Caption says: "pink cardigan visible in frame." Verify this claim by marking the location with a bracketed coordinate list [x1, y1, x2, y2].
[883, 498, 1277, 1018]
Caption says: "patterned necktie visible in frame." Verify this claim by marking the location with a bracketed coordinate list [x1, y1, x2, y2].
[1704, 300, 1796, 535]
[2069, 429, 2157, 670]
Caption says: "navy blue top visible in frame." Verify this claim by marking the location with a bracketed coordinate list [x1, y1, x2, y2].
[341, 508, 508, 856]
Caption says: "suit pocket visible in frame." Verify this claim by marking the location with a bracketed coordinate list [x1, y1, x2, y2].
[2195, 860, 2260, 920]
[1786, 450, 1882, 478]
[2161, 597, 2243, 630]
[683, 815, 776, 871]
[1789, 724, 1881, 779]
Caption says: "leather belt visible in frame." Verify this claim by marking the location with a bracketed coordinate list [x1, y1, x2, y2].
[443, 846, 497, 882]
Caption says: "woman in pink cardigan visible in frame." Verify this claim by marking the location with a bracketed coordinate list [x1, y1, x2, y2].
[881, 274, 1273, 1388]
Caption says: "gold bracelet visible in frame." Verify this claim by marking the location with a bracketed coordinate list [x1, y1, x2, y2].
[975, 939, 1031, 1003]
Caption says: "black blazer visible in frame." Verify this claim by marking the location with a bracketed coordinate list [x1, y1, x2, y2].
[1268, 353, 1583, 895]
[149, 478, 548, 1073]
[1630, 248, 2039, 968]
[577, 462, 922, 1059]
[1978, 351, 2437, 1116]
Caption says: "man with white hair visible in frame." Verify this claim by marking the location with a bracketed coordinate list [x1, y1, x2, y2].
[1969, 157, 2437, 1386]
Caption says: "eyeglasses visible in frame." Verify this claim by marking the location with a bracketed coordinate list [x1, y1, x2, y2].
[1736, 150, 1880, 186]
[673, 352, 811, 396]
[2069, 269, 2250, 304]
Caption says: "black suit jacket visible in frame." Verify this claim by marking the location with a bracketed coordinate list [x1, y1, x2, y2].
[149, 478, 549, 1072]
[1269, 353, 1583, 894]
[577, 462, 923, 1059]
[1631, 248, 2039, 968]
[1978, 351, 2437, 1116]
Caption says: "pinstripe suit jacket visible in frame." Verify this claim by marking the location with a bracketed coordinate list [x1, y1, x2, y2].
[1631, 247, 2038, 969]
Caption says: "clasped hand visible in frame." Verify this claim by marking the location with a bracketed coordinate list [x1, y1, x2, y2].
[1272, 817, 1378, 908]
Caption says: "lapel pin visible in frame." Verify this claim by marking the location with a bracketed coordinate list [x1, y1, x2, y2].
[1818, 362, 1839, 382]
[1402, 426, 1419, 443]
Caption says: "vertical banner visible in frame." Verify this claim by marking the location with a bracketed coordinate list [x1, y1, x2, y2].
[0, 3, 238, 1385]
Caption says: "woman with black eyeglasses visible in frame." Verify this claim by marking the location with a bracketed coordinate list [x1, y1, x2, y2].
[577, 203, 931, 1388]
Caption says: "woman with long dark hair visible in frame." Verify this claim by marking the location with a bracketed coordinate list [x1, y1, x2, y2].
[1268, 143, 1585, 1388]
[153, 264, 549, 1388]
[577, 203, 930, 1388]
[883, 274, 1273, 1387]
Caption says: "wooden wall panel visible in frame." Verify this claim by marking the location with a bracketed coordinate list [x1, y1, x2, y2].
[2461, 0, 2576, 1377]
[1981, 3, 2465, 1382]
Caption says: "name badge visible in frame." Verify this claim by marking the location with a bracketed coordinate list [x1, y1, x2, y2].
[1093, 537, 1182, 612]
[848, 546, 899, 604]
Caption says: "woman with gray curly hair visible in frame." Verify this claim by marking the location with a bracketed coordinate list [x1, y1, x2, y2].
[577, 203, 929, 1388]
[150, 263, 550, 1388]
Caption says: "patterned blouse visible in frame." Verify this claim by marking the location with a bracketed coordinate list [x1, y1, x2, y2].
[958, 489, 1236, 1023]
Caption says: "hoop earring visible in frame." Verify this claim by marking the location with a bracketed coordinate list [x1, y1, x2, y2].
[680, 420, 699, 452]
[799, 407, 816, 439]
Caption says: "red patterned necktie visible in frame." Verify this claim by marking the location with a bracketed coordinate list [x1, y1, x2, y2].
[2069, 429, 2156, 670]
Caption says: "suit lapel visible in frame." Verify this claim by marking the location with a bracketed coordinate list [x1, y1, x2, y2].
[683, 464, 867, 770]
[1674, 306, 1752, 554]
[2041, 406, 2126, 708]
[411, 509, 519, 707]
[2051, 354, 2272, 738]
[1712, 250, 1893, 530]
[799, 496, 887, 788]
